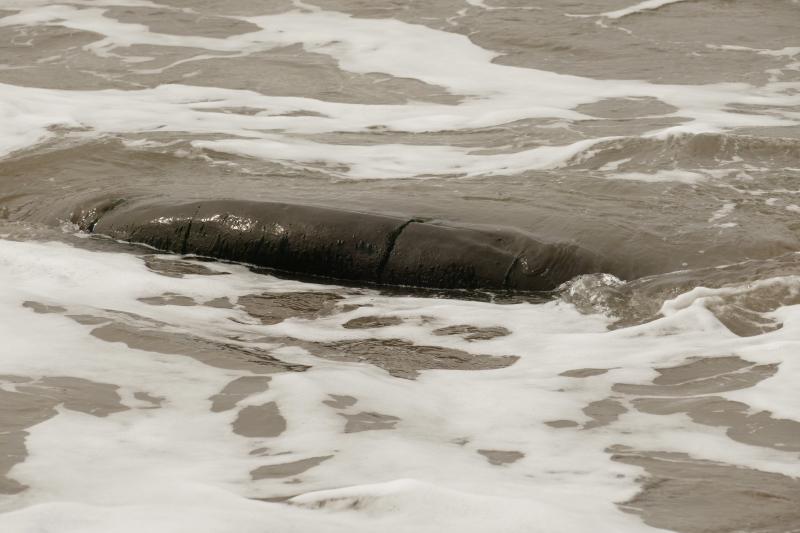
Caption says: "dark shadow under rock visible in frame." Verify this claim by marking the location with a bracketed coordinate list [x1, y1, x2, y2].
[432, 325, 510, 341]
[611, 448, 800, 533]
[339, 411, 399, 433]
[238, 292, 343, 325]
[342, 315, 403, 329]
[305, 338, 519, 379]
[251, 456, 332, 480]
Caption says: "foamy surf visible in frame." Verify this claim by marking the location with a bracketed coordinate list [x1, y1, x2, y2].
[3, 226, 800, 532]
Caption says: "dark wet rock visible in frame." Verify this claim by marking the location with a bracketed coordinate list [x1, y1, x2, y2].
[432, 324, 510, 341]
[322, 395, 357, 409]
[251, 456, 333, 480]
[233, 402, 286, 438]
[583, 399, 628, 429]
[559, 368, 610, 378]
[210, 376, 273, 413]
[339, 411, 399, 433]
[545, 420, 580, 429]
[305, 338, 519, 380]
[380, 222, 523, 290]
[22, 301, 66, 314]
[138, 293, 197, 307]
[342, 315, 403, 329]
[382, 222, 606, 291]
[478, 450, 525, 466]
[238, 292, 343, 325]
[90, 200, 611, 291]
[613, 356, 778, 396]
[633, 396, 800, 453]
[91, 322, 309, 374]
[611, 448, 800, 533]
[93, 201, 407, 284]
[0, 376, 128, 494]
[143, 255, 227, 278]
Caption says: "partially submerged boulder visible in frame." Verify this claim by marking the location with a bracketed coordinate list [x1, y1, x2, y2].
[89, 199, 612, 291]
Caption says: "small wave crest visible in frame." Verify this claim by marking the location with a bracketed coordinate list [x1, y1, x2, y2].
[558, 252, 800, 337]
[569, 132, 800, 178]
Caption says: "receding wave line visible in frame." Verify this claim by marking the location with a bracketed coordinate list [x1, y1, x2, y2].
[601, 0, 692, 19]
[569, 132, 800, 173]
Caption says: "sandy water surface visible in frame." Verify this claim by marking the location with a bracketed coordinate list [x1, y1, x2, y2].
[1, 1, 800, 531]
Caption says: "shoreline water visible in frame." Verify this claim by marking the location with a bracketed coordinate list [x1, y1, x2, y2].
[1, 1, 800, 531]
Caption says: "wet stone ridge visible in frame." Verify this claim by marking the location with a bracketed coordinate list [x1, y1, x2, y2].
[88, 200, 612, 291]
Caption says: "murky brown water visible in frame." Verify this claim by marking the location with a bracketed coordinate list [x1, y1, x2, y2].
[1, 1, 800, 532]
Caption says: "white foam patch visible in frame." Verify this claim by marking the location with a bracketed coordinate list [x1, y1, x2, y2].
[708, 202, 735, 222]
[597, 157, 633, 171]
[604, 169, 705, 183]
[598, 0, 691, 19]
[190, 136, 611, 179]
[1, 233, 800, 530]
[287, 479, 644, 533]
[464, 0, 502, 11]
[709, 45, 800, 59]
[0, 4, 798, 178]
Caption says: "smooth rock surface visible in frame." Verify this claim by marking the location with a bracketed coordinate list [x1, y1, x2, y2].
[91, 200, 613, 291]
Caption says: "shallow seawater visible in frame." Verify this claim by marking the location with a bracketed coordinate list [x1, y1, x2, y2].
[1, 1, 800, 532]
